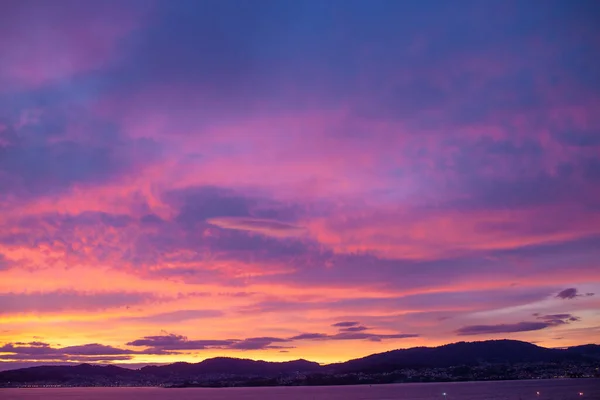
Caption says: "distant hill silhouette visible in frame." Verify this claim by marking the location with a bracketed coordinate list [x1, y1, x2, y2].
[564, 344, 600, 359]
[327, 340, 599, 373]
[1, 340, 598, 384]
[0, 363, 139, 383]
[140, 357, 320, 377]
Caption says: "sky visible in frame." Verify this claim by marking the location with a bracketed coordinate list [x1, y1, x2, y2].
[1, 0, 599, 370]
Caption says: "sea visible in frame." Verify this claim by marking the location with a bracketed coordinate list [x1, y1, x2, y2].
[1, 379, 599, 400]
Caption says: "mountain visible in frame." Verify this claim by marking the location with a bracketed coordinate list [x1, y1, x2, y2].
[140, 357, 320, 377]
[564, 344, 600, 359]
[329, 340, 585, 373]
[0, 358, 320, 384]
[0, 363, 140, 383]
[1, 340, 598, 385]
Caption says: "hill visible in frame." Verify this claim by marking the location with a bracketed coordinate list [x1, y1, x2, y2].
[140, 357, 320, 377]
[328, 339, 591, 373]
[1, 340, 598, 386]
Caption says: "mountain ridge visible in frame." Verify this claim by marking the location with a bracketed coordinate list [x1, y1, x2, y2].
[1, 339, 598, 384]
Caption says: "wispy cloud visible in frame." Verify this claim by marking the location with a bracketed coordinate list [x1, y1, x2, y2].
[207, 217, 306, 238]
[0, 291, 158, 315]
[121, 309, 223, 323]
[456, 314, 581, 336]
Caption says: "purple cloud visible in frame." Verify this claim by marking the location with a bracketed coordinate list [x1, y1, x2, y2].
[536, 314, 580, 323]
[126, 334, 235, 350]
[339, 326, 370, 332]
[127, 326, 418, 352]
[290, 331, 418, 342]
[456, 322, 553, 336]
[556, 288, 579, 299]
[0, 342, 147, 362]
[332, 321, 360, 328]
[331, 332, 418, 341]
[127, 334, 292, 352]
[289, 333, 329, 340]
[456, 314, 581, 336]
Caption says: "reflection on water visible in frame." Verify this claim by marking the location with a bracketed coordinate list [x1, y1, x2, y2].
[1, 379, 599, 400]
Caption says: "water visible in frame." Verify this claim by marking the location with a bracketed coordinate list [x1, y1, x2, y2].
[1, 379, 599, 399]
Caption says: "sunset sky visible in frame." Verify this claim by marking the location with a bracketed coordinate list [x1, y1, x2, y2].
[1, 0, 599, 370]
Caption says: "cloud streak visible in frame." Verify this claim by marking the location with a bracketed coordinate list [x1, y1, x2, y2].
[207, 217, 306, 238]
[0, 291, 158, 315]
[456, 314, 582, 336]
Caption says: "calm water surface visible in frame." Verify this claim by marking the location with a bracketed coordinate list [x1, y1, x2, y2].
[2, 379, 599, 400]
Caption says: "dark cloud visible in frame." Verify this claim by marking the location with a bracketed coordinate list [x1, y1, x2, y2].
[127, 334, 291, 351]
[0, 342, 144, 362]
[456, 314, 581, 336]
[128, 326, 418, 352]
[339, 326, 370, 332]
[456, 322, 553, 336]
[536, 314, 579, 322]
[330, 332, 418, 341]
[332, 321, 360, 328]
[126, 333, 284, 351]
[289, 333, 329, 340]
[289, 331, 418, 342]
[556, 288, 579, 299]
[126, 334, 235, 350]
[535, 313, 581, 326]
